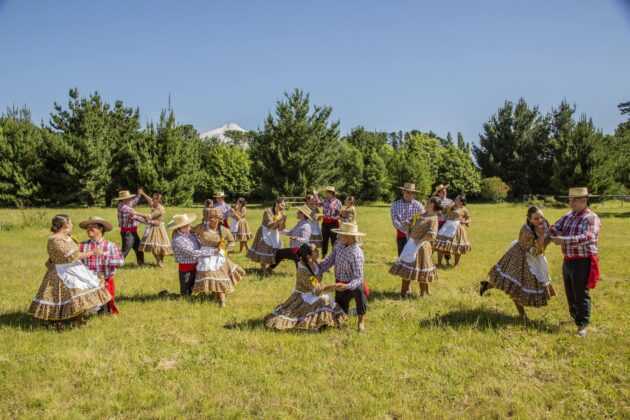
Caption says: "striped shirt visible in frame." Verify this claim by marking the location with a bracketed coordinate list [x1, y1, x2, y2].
[171, 231, 214, 264]
[79, 239, 124, 278]
[319, 241, 364, 290]
[285, 220, 312, 248]
[550, 207, 601, 258]
[390, 199, 425, 232]
[117, 195, 142, 229]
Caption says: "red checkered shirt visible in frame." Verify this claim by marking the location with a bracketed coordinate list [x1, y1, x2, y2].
[117, 195, 142, 229]
[79, 239, 124, 278]
[315, 195, 342, 220]
[550, 207, 601, 258]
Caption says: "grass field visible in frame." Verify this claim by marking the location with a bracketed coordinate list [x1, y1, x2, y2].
[0, 203, 628, 418]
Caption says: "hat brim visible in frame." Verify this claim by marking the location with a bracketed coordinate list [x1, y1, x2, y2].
[167, 214, 198, 230]
[432, 185, 449, 195]
[113, 194, 136, 201]
[296, 207, 313, 221]
[399, 187, 419, 193]
[79, 220, 113, 232]
[331, 229, 366, 236]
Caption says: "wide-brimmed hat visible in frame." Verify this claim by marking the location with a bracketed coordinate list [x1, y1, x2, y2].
[399, 182, 419, 193]
[332, 222, 366, 236]
[324, 186, 336, 193]
[113, 190, 136, 201]
[79, 216, 113, 232]
[295, 204, 313, 221]
[214, 191, 226, 198]
[167, 213, 198, 230]
[203, 207, 222, 219]
[432, 184, 449, 195]
[559, 187, 599, 198]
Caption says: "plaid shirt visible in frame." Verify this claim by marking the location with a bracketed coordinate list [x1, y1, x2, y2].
[213, 202, 232, 220]
[550, 207, 601, 258]
[285, 220, 311, 248]
[171, 231, 216, 264]
[117, 195, 142, 228]
[316, 196, 342, 220]
[320, 241, 364, 290]
[438, 197, 454, 223]
[79, 239, 124, 278]
[390, 199, 425, 232]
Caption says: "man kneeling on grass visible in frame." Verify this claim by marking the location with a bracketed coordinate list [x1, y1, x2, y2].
[319, 222, 369, 333]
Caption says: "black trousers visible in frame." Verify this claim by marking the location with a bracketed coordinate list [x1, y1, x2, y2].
[321, 222, 338, 256]
[396, 236, 407, 256]
[179, 269, 196, 296]
[335, 284, 368, 316]
[563, 258, 592, 326]
[269, 248, 300, 269]
[121, 231, 144, 264]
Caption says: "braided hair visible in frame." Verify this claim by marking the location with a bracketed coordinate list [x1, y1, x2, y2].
[298, 243, 317, 277]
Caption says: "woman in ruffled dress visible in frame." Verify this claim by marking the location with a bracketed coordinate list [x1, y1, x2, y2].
[135, 191, 172, 267]
[306, 194, 323, 248]
[480, 206, 556, 319]
[28, 215, 112, 326]
[389, 196, 442, 297]
[191, 208, 245, 307]
[433, 194, 471, 267]
[246, 198, 287, 275]
[340, 196, 357, 224]
[230, 197, 252, 253]
[264, 243, 348, 330]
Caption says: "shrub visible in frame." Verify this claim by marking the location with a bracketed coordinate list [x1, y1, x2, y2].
[480, 177, 510, 202]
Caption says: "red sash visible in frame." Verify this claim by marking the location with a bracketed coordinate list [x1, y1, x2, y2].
[222, 219, 229, 228]
[564, 255, 601, 289]
[105, 277, 119, 314]
[336, 280, 371, 297]
[179, 263, 197, 273]
[323, 218, 339, 227]
[120, 227, 137, 233]
[396, 229, 406, 238]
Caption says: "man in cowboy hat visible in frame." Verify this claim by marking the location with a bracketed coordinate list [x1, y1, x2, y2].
[168, 213, 215, 296]
[212, 191, 232, 228]
[114, 189, 145, 265]
[269, 205, 313, 270]
[433, 183, 454, 263]
[320, 222, 368, 333]
[390, 182, 425, 256]
[550, 187, 602, 337]
[78, 216, 124, 314]
[312, 186, 343, 257]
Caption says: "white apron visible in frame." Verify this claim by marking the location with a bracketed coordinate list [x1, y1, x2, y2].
[509, 240, 552, 286]
[438, 220, 459, 239]
[230, 220, 239, 233]
[55, 261, 101, 290]
[196, 247, 227, 272]
[262, 226, 282, 248]
[398, 239, 425, 263]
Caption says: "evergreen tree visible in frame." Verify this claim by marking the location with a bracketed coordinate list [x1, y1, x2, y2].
[456, 132, 470, 154]
[107, 101, 143, 202]
[249, 89, 340, 197]
[437, 145, 482, 196]
[330, 141, 364, 198]
[0, 107, 45, 206]
[389, 133, 442, 199]
[195, 139, 252, 201]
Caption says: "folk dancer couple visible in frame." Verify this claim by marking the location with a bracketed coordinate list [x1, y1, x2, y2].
[210, 191, 252, 253]
[481, 187, 601, 337]
[169, 209, 245, 307]
[28, 215, 123, 326]
[307, 186, 358, 251]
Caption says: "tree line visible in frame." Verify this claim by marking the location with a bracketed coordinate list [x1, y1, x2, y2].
[0, 88, 627, 207]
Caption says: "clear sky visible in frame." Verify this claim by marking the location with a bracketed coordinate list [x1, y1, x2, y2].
[1, 0, 629, 143]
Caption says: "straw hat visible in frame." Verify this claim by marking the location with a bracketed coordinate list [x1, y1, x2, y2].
[559, 187, 599, 198]
[295, 204, 313, 221]
[113, 190, 136, 201]
[214, 191, 226, 198]
[203, 207, 222, 219]
[167, 213, 198, 230]
[324, 186, 336, 193]
[399, 182, 419, 193]
[79, 216, 113, 232]
[332, 222, 366, 236]
[432, 184, 449, 195]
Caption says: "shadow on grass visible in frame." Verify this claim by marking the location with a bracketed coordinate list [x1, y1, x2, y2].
[114, 292, 214, 303]
[223, 318, 267, 331]
[419, 308, 559, 333]
[596, 211, 630, 219]
[0, 311, 43, 331]
[369, 290, 409, 301]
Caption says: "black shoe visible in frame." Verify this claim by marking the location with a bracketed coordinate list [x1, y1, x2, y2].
[479, 281, 490, 296]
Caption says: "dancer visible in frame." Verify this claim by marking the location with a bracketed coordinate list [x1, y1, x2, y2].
[480, 206, 555, 319]
[433, 194, 471, 267]
[28, 215, 111, 326]
[433, 184, 454, 264]
[246, 198, 287, 275]
[230, 197, 252, 253]
[264, 243, 348, 330]
[549, 187, 601, 337]
[192, 208, 245, 307]
[340, 196, 357, 223]
[212, 191, 232, 228]
[390, 183, 425, 256]
[268, 205, 312, 270]
[114, 189, 145, 265]
[306, 194, 323, 248]
[389, 196, 441, 297]
[314, 186, 342, 257]
[135, 191, 172, 267]
[319, 222, 368, 333]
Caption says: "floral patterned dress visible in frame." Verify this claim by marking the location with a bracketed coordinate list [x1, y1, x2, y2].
[433, 206, 471, 254]
[231, 207, 252, 242]
[192, 223, 245, 294]
[487, 223, 555, 307]
[389, 213, 439, 283]
[246, 209, 284, 264]
[28, 236, 111, 320]
[308, 205, 323, 247]
[139, 204, 172, 255]
[264, 262, 348, 330]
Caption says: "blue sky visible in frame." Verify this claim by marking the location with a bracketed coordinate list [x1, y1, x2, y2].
[1, 0, 629, 142]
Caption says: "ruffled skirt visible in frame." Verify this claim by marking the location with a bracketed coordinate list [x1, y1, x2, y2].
[246, 228, 278, 264]
[139, 222, 172, 255]
[193, 258, 245, 294]
[389, 241, 438, 282]
[433, 225, 471, 254]
[264, 292, 348, 330]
